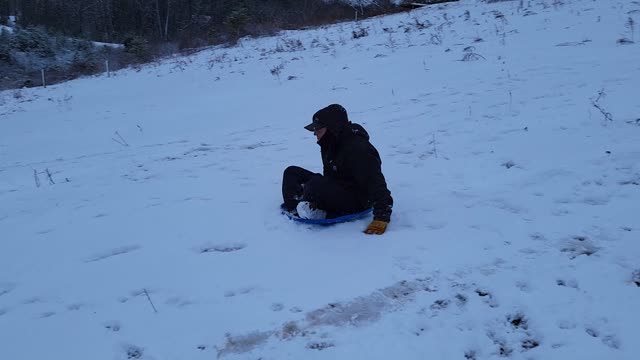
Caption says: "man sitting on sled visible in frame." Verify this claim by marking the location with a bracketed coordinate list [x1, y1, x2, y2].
[281, 104, 393, 235]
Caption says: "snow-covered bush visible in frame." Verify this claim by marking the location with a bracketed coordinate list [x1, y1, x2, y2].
[70, 40, 98, 73]
[11, 26, 55, 57]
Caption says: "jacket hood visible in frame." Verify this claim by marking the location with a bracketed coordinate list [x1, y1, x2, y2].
[347, 122, 370, 141]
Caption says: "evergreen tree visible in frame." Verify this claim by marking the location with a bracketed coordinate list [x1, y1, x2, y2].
[0, 28, 12, 63]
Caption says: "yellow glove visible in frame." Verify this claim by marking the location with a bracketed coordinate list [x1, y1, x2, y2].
[364, 220, 388, 235]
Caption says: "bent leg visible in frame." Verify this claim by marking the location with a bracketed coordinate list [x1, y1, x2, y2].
[282, 166, 319, 211]
[303, 176, 364, 218]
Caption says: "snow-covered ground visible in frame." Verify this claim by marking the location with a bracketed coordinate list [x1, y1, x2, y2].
[1, 0, 639, 359]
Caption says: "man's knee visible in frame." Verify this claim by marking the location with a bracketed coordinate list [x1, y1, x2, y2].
[284, 165, 300, 176]
[283, 166, 303, 183]
[302, 176, 328, 200]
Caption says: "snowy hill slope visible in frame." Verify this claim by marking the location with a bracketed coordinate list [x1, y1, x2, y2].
[1, 0, 639, 359]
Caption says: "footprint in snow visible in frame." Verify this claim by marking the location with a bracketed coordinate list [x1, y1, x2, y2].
[475, 289, 499, 308]
[413, 322, 429, 337]
[552, 208, 571, 216]
[165, 297, 194, 308]
[85, 245, 141, 263]
[501, 160, 517, 169]
[430, 299, 450, 311]
[425, 221, 447, 230]
[529, 232, 547, 242]
[521, 339, 541, 350]
[486, 312, 540, 356]
[104, 321, 121, 332]
[486, 197, 528, 215]
[631, 269, 640, 287]
[183, 146, 214, 157]
[22, 296, 42, 305]
[224, 287, 255, 298]
[271, 303, 284, 312]
[585, 326, 621, 349]
[486, 331, 513, 357]
[515, 280, 531, 292]
[557, 319, 577, 330]
[581, 195, 610, 206]
[464, 350, 477, 360]
[39, 311, 56, 318]
[556, 279, 579, 289]
[122, 344, 144, 359]
[586, 327, 599, 338]
[602, 335, 621, 349]
[67, 303, 85, 311]
[217, 331, 272, 358]
[518, 247, 539, 256]
[455, 294, 468, 306]
[559, 235, 599, 259]
[0, 282, 16, 297]
[508, 313, 529, 330]
[279, 321, 304, 340]
[618, 175, 640, 186]
[306, 341, 334, 351]
[198, 243, 246, 254]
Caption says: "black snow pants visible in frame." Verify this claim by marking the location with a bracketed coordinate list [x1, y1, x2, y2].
[282, 166, 366, 218]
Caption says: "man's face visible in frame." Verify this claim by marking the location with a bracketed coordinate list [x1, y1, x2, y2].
[314, 127, 327, 142]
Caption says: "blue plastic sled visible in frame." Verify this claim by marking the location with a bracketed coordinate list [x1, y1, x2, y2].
[283, 208, 373, 225]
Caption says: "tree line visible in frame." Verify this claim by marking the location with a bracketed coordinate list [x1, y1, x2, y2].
[1, 0, 402, 48]
[0, 1, 406, 90]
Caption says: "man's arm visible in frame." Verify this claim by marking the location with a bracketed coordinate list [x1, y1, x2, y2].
[349, 143, 393, 223]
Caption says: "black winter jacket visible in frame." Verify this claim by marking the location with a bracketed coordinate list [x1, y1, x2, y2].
[318, 122, 393, 222]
